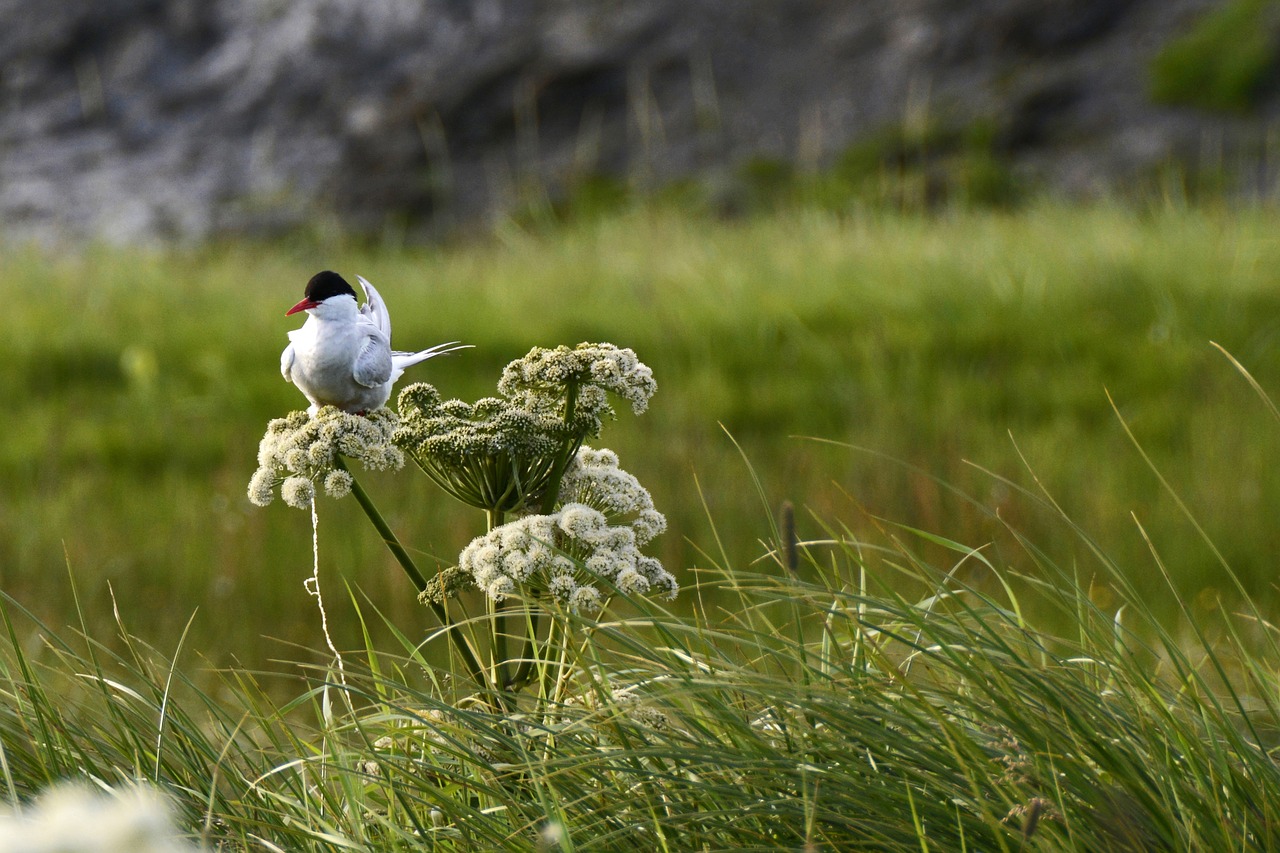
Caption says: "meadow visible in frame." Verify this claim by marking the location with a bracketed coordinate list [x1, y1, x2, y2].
[3, 201, 1280, 848]
[4, 203, 1279, 658]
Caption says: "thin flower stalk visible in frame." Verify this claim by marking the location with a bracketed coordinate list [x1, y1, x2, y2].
[540, 379, 580, 515]
[333, 456, 488, 693]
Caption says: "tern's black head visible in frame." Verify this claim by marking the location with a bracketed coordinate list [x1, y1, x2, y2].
[286, 271, 358, 316]
[305, 271, 357, 302]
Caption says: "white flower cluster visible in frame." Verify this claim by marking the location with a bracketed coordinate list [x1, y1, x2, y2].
[395, 384, 564, 466]
[0, 782, 203, 852]
[498, 343, 657, 434]
[459, 501, 677, 612]
[394, 383, 568, 512]
[247, 407, 403, 509]
[559, 446, 667, 545]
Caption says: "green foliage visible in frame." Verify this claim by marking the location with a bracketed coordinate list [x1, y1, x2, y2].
[2, 463, 1280, 849]
[1150, 0, 1280, 112]
[5, 205, 1280, 846]
[738, 118, 1023, 214]
[4, 206, 1280, 668]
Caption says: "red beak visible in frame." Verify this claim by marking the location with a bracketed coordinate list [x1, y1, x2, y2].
[285, 298, 318, 316]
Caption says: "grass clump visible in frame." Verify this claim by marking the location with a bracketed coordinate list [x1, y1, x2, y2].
[2, 439, 1280, 849]
[1150, 0, 1280, 112]
[6, 204, 1280, 668]
[7, 339, 1280, 848]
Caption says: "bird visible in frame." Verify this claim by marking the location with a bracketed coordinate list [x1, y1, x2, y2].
[281, 270, 468, 414]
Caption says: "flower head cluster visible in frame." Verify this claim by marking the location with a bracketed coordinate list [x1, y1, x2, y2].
[395, 383, 568, 512]
[394, 344, 656, 515]
[248, 406, 403, 509]
[459, 502, 677, 612]
[498, 343, 656, 436]
[396, 384, 565, 465]
[0, 782, 202, 853]
[559, 446, 667, 545]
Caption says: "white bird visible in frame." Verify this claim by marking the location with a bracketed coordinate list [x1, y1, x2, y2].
[281, 271, 468, 414]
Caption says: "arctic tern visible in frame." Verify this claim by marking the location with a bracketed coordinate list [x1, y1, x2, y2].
[281, 270, 468, 414]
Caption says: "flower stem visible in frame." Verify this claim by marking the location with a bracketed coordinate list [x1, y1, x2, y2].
[338, 456, 429, 592]
[485, 508, 515, 692]
[539, 380, 581, 514]
[334, 456, 488, 692]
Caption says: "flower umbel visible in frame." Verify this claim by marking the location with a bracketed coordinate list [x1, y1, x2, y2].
[498, 342, 657, 436]
[559, 446, 668, 545]
[394, 344, 656, 517]
[458, 500, 677, 612]
[248, 406, 403, 509]
[394, 384, 568, 513]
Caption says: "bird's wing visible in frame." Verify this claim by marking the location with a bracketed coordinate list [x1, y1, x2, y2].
[352, 324, 393, 388]
[356, 275, 392, 342]
[281, 341, 296, 382]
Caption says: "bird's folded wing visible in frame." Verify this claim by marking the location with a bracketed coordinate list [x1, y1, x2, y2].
[280, 342, 296, 381]
[352, 329, 393, 388]
[356, 275, 392, 341]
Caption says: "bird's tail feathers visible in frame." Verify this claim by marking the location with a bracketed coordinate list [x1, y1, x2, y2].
[389, 341, 473, 381]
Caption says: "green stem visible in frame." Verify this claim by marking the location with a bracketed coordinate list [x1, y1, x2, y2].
[334, 456, 488, 692]
[339, 457, 429, 592]
[509, 611, 539, 692]
[539, 380, 581, 515]
[485, 508, 515, 693]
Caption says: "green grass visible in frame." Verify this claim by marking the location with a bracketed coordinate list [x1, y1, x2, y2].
[2, 459, 1280, 849]
[4, 203, 1280, 668]
[6, 201, 1280, 847]
[1150, 0, 1280, 113]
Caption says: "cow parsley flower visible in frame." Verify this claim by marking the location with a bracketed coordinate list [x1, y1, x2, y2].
[395, 383, 569, 513]
[323, 469, 354, 499]
[0, 782, 203, 852]
[396, 344, 656, 519]
[247, 406, 403, 509]
[558, 446, 667, 545]
[498, 343, 657, 435]
[280, 476, 315, 509]
[457, 501, 677, 611]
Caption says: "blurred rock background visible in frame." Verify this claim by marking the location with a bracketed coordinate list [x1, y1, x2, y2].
[1, 0, 1275, 244]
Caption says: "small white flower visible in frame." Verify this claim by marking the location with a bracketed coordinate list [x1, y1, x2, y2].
[487, 575, 514, 601]
[526, 542, 555, 566]
[323, 469, 353, 499]
[616, 568, 650, 595]
[548, 573, 578, 601]
[283, 447, 308, 472]
[247, 468, 275, 507]
[472, 563, 500, 589]
[632, 509, 667, 545]
[475, 543, 501, 568]
[308, 441, 334, 466]
[585, 552, 620, 579]
[281, 476, 315, 509]
[499, 523, 531, 551]
[557, 503, 609, 542]
[504, 551, 533, 580]
[570, 585, 602, 613]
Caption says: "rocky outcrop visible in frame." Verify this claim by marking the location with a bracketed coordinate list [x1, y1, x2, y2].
[0, 0, 1259, 244]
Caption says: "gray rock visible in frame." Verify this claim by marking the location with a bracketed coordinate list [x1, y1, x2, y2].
[0, 0, 1260, 244]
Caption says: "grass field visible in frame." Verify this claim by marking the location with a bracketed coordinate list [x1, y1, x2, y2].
[3, 202, 1280, 668]
[5, 201, 1280, 848]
